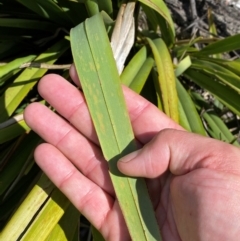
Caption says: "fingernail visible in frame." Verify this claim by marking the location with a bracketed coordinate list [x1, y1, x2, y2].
[119, 149, 140, 163]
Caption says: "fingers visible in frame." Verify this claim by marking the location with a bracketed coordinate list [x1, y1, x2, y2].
[38, 74, 99, 144]
[24, 103, 114, 195]
[34, 143, 129, 241]
[38, 73, 183, 146]
[118, 129, 240, 178]
[70, 64, 183, 144]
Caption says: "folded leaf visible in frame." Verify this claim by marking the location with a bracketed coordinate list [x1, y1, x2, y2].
[70, 13, 161, 241]
[147, 38, 179, 123]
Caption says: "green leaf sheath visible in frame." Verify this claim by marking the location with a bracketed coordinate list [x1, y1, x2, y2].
[70, 13, 161, 241]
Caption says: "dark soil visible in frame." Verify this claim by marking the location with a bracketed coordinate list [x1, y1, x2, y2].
[165, 0, 240, 38]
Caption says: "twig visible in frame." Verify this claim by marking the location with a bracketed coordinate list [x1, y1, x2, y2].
[190, 0, 200, 39]
[0, 61, 71, 69]
[175, 37, 219, 45]
[34, 27, 69, 46]
[181, 13, 208, 34]
[20, 63, 71, 69]
[190, 0, 198, 20]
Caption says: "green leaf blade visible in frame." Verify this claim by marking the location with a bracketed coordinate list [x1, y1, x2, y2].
[129, 57, 154, 93]
[70, 13, 161, 241]
[176, 79, 206, 135]
[0, 38, 69, 122]
[139, 0, 175, 42]
[147, 38, 179, 123]
[184, 68, 240, 116]
[120, 46, 147, 86]
[194, 34, 240, 55]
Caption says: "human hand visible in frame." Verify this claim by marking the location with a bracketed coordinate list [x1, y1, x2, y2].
[119, 129, 240, 240]
[24, 66, 240, 241]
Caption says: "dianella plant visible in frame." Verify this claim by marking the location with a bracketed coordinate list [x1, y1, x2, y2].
[1, 0, 240, 240]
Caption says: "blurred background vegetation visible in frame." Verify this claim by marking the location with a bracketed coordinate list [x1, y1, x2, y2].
[1, 0, 240, 240]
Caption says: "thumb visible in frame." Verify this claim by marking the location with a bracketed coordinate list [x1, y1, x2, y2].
[117, 129, 240, 178]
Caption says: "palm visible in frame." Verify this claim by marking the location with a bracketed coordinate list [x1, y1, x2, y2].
[153, 173, 182, 241]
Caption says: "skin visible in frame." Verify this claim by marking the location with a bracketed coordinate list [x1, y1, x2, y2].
[24, 66, 240, 241]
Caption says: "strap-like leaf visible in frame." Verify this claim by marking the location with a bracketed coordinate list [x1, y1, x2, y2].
[194, 34, 240, 55]
[21, 190, 70, 241]
[0, 174, 54, 241]
[138, 0, 175, 41]
[178, 100, 192, 131]
[147, 38, 179, 123]
[192, 92, 239, 146]
[198, 57, 240, 76]
[120, 46, 147, 86]
[191, 59, 240, 92]
[0, 55, 36, 80]
[175, 56, 191, 77]
[45, 204, 80, 241]
[176, 79, 206, 135]
[184, 68, 240, 116]
[129, 57, 154, 93]
[17, 0, 72, 26]
[0, 39, 69, 122]
[70, 13, 161, 241]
